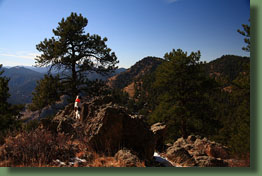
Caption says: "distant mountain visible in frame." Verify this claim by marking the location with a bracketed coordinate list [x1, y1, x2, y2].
[24, 66, 126, 81]
[2, 66, 126, 104]
[24, 66, 56, 74]
[2, 66, 44, 104]
[107, 57, 163, 97]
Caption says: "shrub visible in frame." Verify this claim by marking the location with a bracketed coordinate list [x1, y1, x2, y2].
[1, 129, 76, 166]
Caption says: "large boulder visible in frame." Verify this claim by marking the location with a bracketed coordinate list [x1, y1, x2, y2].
[84, 104, 155, 161]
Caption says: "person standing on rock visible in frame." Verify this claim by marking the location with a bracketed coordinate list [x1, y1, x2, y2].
[74, 95, 82, 120]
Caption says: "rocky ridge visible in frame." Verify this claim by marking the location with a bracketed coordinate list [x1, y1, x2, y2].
[44, 96, 237, 167]
[1, 95, 245, 167]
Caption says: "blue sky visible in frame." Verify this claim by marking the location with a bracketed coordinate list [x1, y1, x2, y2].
[0, 0, 250, 68]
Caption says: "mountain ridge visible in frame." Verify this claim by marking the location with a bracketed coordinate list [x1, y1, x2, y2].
[2, 66, 126, 104]
[2, 67, 44, 104]
[107, 55, 250, 97]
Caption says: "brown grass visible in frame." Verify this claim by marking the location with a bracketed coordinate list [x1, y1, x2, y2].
[0, 129, 76, 167]
[0, 128, 146, 167]
[89, 154, 145, 167]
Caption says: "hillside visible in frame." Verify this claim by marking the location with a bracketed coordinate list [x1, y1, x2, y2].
[205, 55, 250, 82]
[107, 57, 163, 97]
[2, 67, 44, 104]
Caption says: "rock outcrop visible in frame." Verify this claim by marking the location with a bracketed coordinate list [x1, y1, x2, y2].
[49, 96, 155, 162]
[114, 149, 141, 167]
[164, 135, 229, 167]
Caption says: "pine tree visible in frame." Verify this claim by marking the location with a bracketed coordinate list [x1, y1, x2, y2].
[149, 49, 218, 140]
[218, 63, 250, 157]
[0, 65, 10, 110]
[29, 74, 63, 111]
[35, 12, 118, 98]
[0, 65, 11, 132]
[237, 20, 250, 52]
[0, 65, 22, 143]
[230, 70, 250, 156]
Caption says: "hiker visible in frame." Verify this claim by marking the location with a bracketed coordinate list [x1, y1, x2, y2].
[74, 95, 82, 120]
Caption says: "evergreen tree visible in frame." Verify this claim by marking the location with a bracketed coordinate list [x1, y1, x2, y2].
[29, 74, 63, 111]
[149, 49, 218, 140]
[0, 65, 10, 110]
[215, 62, 250, 157]
[237, 20, 250, 52]
[35, 12, 118, 98]
[133, 71, 160, 116]
[0, 65, 12, 132]
[0, 65, 22, 143]
[229, 65, 250, 156]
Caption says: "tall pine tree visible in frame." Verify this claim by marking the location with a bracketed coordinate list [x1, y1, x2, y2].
[149, 49, 218, 140]
[35, 12, 118, 98]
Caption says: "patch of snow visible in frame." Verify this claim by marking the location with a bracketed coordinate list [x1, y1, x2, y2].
[68, 162, 75, 166]
[54, 159, 66, 166]
[73, 157, 87, 163]
[153, 152, 174, 167]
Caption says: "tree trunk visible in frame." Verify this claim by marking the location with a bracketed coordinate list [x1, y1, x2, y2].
[71, 62, 78, 97]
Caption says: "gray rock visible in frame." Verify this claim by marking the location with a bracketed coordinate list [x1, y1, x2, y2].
[166, 147, 196, 167]
[114, 149, 141, 167]
[164, 135, 230, 167]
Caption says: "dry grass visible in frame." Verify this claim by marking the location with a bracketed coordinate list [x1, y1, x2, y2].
[0, 128, 146, 167]
[89, 154, 145, 167]
[0, 129, 76, 167]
